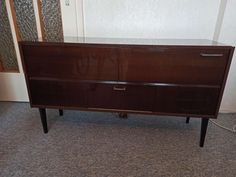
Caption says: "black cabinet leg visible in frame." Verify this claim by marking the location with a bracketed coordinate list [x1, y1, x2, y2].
[39, 108, 48, 133]
[186, 117, 190, 124]
[59, 109, 63, 116]
[200, 118, 209, 147]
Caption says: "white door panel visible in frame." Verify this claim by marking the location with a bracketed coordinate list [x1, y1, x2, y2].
[0, 0, 28, 102]
[0, 73, 28, 101]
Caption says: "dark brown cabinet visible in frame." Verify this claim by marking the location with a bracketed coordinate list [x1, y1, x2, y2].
[19, 37, 234, 147]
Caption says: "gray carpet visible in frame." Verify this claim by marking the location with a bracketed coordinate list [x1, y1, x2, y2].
[0, 102, 236, 177]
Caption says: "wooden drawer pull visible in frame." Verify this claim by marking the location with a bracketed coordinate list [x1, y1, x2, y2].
[113, 86, 126, 91]
[200, 53, 224, 57]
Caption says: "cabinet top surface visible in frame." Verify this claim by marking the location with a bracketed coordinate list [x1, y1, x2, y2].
[20, 37, 231, 46]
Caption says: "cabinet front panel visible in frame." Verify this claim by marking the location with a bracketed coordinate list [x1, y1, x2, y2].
[21, 42, 232, 118]
[29, 79, 220, 116]
[87, 83, 156, 112]
[154, 86, 220, 116]
[119, 85, 156, 111]
[22, 44, 119, 81]
[119, 47, 229, 85]
[87, 83, 122, 110]
[29, 79, 88, 107]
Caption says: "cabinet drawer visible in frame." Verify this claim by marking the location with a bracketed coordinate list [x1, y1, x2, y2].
[21, 44, 118, 81]
[119, 84, 156, 111]
[154, 86, 220, 116]
[29, 79, 220, 116]
[119, 47, 230, 85]
[87, 83, 121, 110]
[29, 79, 88, 107]
[29, 80, 156, 112]
[87, 83, 155, 112]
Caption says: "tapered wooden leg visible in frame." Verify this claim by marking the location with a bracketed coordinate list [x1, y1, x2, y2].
[39, 108, 48, 133]
[186, 117, 190, 124]
[59, 109, 63, 116]
[200, 118, 209, 147]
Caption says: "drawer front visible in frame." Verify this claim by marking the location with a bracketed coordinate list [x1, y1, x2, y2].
[119, 84, 156, 111]
[87, 83, 121, 110]
[29, 79, 219, 116]
[22, 44, 118, 81]
[87, 83, 155, 112]
[119, 47, 230, 85]
[29, 80, 155, 112]
[154, 86, 220, 116]
[29, 79, 88, 107]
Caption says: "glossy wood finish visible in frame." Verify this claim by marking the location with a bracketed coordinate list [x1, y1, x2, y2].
[119, 46, 229, 85]
[28, 79, 219, 116]
[22, 44, 119, 81]
[22, 37, 230, 46]
[29, 79, 88, 108]
[154, 86, 220, 115]
[19, 38, 235, 147]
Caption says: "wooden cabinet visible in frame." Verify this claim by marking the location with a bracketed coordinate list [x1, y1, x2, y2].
[19, 38, 234, 147]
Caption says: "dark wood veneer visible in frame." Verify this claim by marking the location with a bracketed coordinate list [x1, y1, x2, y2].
[23, 45, 119, 81]
[19, 38, 234, 147]
[154, 86, 220, 115]
[119, 46, 229, 85]
[30, 79, 88, 107]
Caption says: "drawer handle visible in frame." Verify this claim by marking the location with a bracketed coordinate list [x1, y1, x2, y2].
[113, 86, 126, 91]
[200, 53, 224, 57]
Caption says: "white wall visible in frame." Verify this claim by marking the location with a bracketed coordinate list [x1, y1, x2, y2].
[84, 0, 220, 39]
[218, 0, 236, 112]
[60, 0, 78, 36]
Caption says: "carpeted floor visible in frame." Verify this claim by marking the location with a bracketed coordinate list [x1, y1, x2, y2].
[0, 102, 236, 177]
